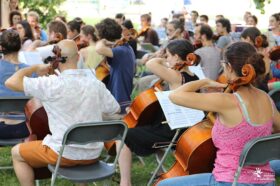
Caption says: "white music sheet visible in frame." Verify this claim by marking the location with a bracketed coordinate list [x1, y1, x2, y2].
[155, 91, 205, 130]
[189, 65, 205, 80]
[19, 51, 44, 66]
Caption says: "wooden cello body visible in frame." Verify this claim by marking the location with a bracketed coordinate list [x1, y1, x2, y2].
[154, 64, 256, 185]
[25, 99, 50, 141]
[24, 98, 51, 179]
[154, 115, 216, 184]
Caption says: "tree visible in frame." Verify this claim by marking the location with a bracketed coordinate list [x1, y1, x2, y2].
[20, 0, 67, 28]
[253, 0, 271, 14]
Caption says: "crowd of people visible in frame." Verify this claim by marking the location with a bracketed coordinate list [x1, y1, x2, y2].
[1, 0, 280, 185]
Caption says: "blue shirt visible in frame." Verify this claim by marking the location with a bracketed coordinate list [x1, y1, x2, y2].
[40, 29, 48, 42]
[107, 44, 135, 113]
[271, 63, 280, 78]
[0, 60, 29, 96]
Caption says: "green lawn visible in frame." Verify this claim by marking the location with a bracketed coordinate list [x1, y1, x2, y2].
[0, 147, 174, 186]
[1, 146, 280, 186]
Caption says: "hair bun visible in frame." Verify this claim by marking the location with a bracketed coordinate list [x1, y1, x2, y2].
[246, 53, 265, 75]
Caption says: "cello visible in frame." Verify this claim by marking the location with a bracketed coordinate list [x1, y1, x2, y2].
[24, 45, 66, 179]
[104, 53, 201, 155]
[154, 64, 256, 185]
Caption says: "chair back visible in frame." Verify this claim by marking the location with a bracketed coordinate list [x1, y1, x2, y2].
[57, 120, 127, 171]
[269, 89, 280, 111]
[233, 133, 280, 186]
[239, 133, 280, 167]
[63, 120, 127, 146]
[0, 96, 31, 112]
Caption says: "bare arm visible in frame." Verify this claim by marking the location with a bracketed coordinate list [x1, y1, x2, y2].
[26, 40, 47, 51]
[5, 64, 50, 92]
[146, 58, 181, 87]
[169, 79, 228, 113]
[95, 39, 113, 58]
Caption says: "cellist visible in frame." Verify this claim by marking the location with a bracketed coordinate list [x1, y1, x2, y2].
[5, 40, 120, 186]
[78, 25, 103, 69]
[158, 42, 280, 186]
[118, 39, 199, 186]
[95, 18, 135, 115]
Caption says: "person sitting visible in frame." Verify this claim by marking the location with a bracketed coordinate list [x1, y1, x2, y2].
[139, 13, 159, 46]
[8, 10, 22, 29]
[67, 18, 83, 40]
[194, 24, 221, 80]
[0, 29, 29, 139]
[27, 11, 48, 42]
[16, 20, 34, 51]
[215, 18, 232, 52]
[241, 27, 270, 92]
[247, 15, 258, 27]
[115, 13, 125, 25]
[199, 15, 209, 24]
[118, 39, 199, 186]
[78, 25, 103, 69]
[122, 19, 137, 58]
[158, 42, 280, 186]
[266, 13, 280, 47]
[5, 39, 120, 186]
[95, 18, 136, 115]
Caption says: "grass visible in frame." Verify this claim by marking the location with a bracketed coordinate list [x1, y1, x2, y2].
[0, 146, 174, 186]
[0, 146, 280, 186]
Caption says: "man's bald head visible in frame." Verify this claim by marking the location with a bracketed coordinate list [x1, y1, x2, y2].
[57, 39, 78, 60]
[55, 40, 79, 70]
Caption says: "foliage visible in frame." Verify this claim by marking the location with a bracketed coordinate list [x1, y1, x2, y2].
[253, 0, 271, 14]
[20, 0, 67, 29]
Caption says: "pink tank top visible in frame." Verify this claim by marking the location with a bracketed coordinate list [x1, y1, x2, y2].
[212, 93, 275, 184]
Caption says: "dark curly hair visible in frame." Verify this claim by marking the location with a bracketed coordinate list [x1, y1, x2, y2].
[0, 30, 21, 54]
[95, 18, 122, 41]
[9, 10, 22, 27]
[216, 18, 231, 33]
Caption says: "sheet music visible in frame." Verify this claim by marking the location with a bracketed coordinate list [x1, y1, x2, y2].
[189, 65, 205, 80]
[155, 91, 205, 130]
[19, 51, 44, 66]
[36, 44, 55, 59]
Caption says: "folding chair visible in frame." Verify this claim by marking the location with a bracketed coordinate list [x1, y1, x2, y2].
[232, 133, 280, 186]
[268, 88, 280, 111]
[48, 120, 128, 186]
[0, 96, 31, 170]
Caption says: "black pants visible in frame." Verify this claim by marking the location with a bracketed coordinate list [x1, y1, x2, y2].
[125, 112, 185, 156]
[0, 121, 29, 139]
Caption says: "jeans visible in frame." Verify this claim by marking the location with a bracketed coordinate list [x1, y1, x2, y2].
[270, 160, 280, 176]
[157, 173, 275, 186]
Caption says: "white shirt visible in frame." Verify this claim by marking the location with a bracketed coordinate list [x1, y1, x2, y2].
[23, 69, 120, 160]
